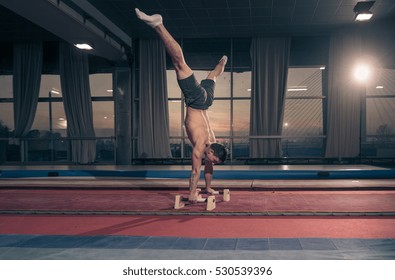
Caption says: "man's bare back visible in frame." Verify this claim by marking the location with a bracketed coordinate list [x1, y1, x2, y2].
[184, 107, 215, 148]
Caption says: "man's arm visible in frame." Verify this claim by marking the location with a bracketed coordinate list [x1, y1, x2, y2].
[188, 145, 204, 202]
[204, 160, 213, 189]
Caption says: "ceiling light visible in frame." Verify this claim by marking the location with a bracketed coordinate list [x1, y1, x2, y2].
[288, 86, 307, 92]
[353, 1, 375, 22]
[355, 11, 373, 21]
[74, 42, 94, 50]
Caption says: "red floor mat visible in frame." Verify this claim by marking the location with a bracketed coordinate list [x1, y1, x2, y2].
[1, 189, 395, 214]
[0, 215, 394, 238]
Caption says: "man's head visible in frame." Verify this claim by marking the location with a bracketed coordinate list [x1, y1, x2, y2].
[205, 143, 228, 164]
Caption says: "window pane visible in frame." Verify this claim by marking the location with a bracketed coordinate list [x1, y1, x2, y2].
[183, 139, 193, 158]
[53, 139, 68, 161]
[207, 100, 230, 137]
[366, 68, 395, 96]
[52, 103, 67, 137]
[188, 70, 231, 98]
[40, 75, 61, 97]
[90, 73, 113, 97]
[97, 139, 115, 162]
[170, 139, 181, 158]
[233, 71, 251, 97]
[233, 100, 250, 136]
[232, 137, 249, 158]
[282, 67, 324, 158]
[169, 100, 182, 137]
[92, 101, 114, 137]
[216, 71, 231, 98]
[0, 103, 14, 130]
[0, 75, 13, 98]
[366, 98, 395, 135]
[0, 75, 13, 162]
[282, 99, 323, 136]
[167, 71, 181, 98]
[287, 68, 323, 97]
[31, 103, 49, 132]
[0, 103, 12, 163]
[366, 69, 395, 157]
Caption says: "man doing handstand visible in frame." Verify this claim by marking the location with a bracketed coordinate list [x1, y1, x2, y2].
[135, 8, 228, 203]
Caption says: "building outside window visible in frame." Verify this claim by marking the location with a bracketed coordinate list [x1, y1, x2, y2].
[0, 73, 114, 163]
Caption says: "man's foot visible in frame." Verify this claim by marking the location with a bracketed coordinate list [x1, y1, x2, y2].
[219, 55, 228, 65]
[188, 189, 199, 203]
[135, 8, 162, 28]
[206, 187, 219, 195]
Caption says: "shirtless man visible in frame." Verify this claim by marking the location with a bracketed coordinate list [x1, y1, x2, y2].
[135, 8, 228, 202]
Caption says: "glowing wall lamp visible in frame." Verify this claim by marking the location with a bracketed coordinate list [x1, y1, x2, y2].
[353, 64, 371, 82]
[353, 1, 375, 22]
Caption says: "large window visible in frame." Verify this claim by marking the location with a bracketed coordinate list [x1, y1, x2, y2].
[166, 38, 250, 161]
[282, 68, 325, 157]
[364, 68, 395, 157]
[166, 40, 327, 161]
[0, 75, 13, 129]
[0, 75, 13, 162]
[0, 73, 114, 163]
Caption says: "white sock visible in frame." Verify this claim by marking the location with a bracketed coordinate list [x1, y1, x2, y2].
[135, 8, 162, 28]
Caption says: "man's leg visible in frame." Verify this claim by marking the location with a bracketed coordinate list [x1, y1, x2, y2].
[135, 8, 192, 80]
[206, 55, 228, 82]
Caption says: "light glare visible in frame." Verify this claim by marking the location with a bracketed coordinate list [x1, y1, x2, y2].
[353, 64, 370, 82]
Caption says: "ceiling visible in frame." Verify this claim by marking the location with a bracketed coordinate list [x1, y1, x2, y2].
[0, 0, 394, 61]
[89, 0, 395, 38]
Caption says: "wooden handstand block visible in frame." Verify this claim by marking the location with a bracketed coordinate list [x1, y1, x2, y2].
[174, 195, 185, 209]
[206, 195, 216, 211]
[223, 189, 230, 202]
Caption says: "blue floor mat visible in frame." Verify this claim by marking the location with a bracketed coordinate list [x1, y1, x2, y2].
[0, 234, 394, 260]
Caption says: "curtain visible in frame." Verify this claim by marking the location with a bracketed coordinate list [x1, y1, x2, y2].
[13, 42, 42, 138]
[59, 42, 96, 164]
[325, 33, 363, 158]
[114, 66, 132, 164]
[249, 37, 291, 158]
[138, 39, 172, 158]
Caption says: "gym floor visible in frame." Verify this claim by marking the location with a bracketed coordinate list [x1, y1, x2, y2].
[0, 164, 394, 260]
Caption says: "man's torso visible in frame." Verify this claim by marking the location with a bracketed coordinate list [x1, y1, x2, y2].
[184, 107, 215, 147]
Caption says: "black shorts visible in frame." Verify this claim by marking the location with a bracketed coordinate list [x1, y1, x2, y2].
[177, 74, 215, 110]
